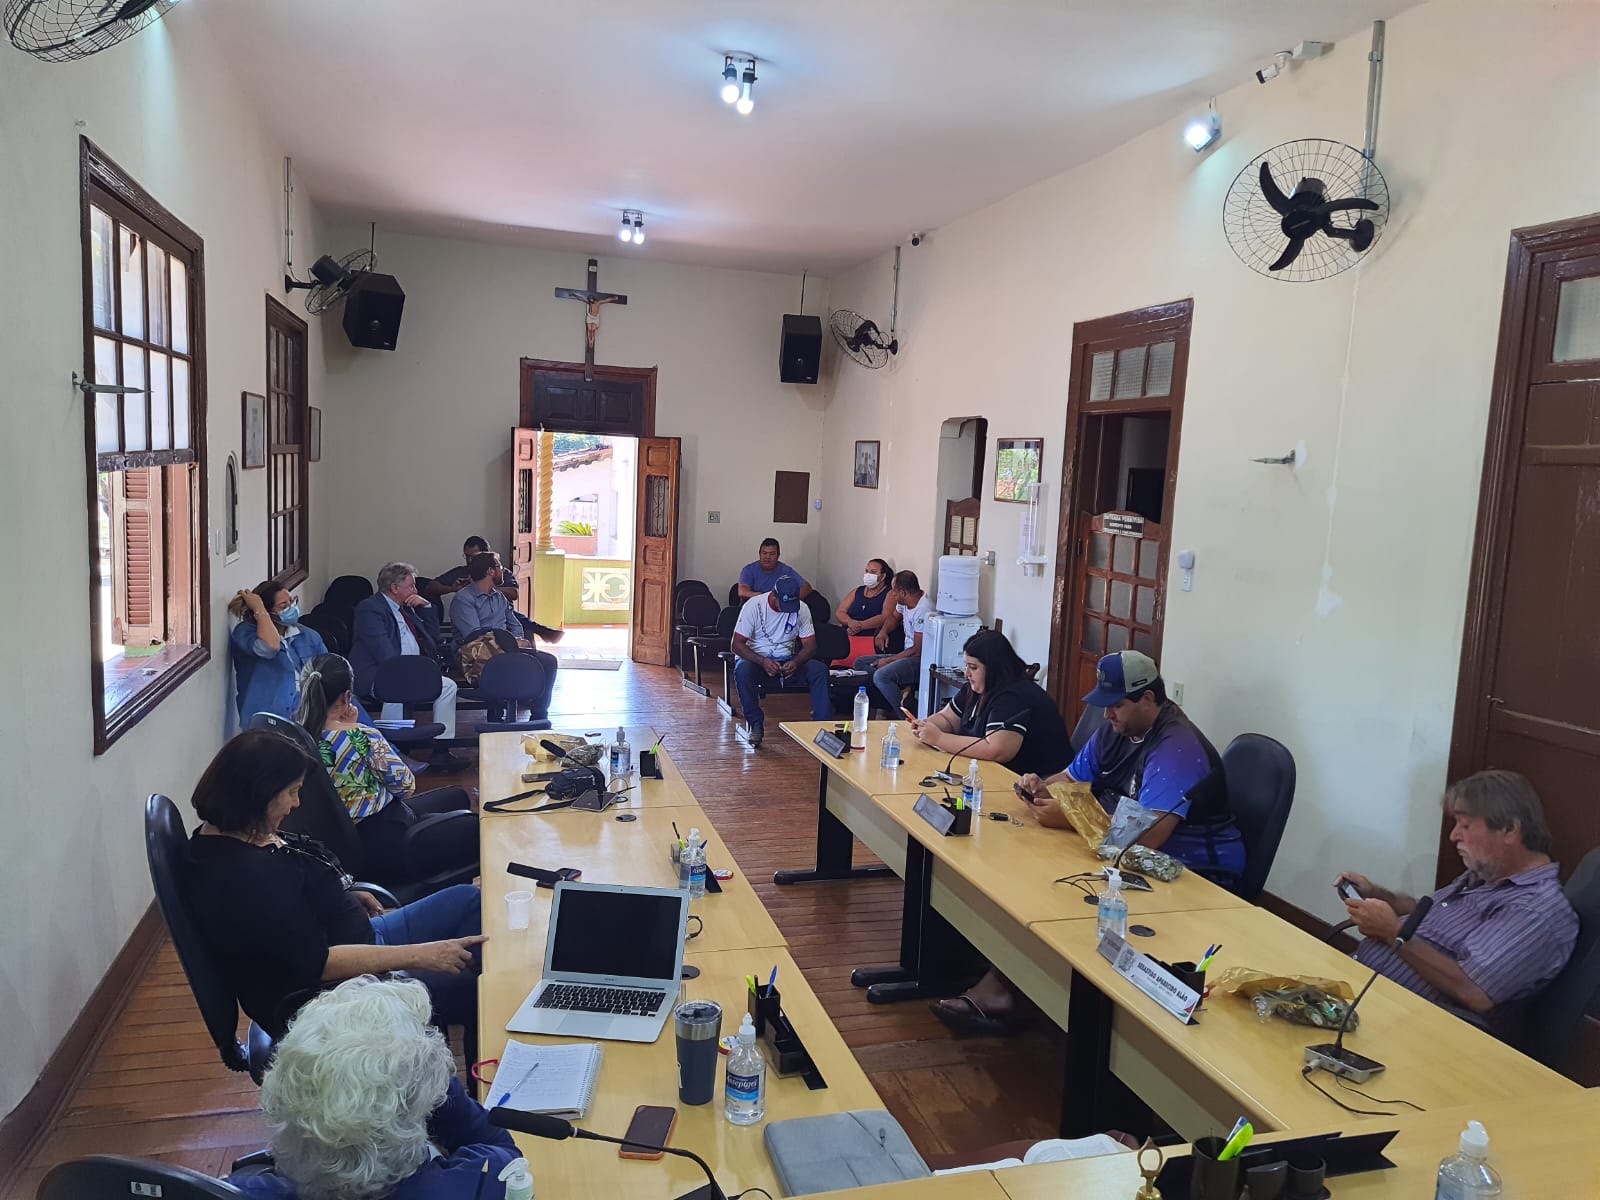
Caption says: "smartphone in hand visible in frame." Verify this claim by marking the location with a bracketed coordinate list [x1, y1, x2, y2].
[1336, 879, 1362, 902]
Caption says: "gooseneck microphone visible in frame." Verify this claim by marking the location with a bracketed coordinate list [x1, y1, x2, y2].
[1304, 894, 1434, 1082]
[489, 1108, 726, 1200]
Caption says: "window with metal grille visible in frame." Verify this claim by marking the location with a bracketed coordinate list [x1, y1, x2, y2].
[266, 299, 308, 585]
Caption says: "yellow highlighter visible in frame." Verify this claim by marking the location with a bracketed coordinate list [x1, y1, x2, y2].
[1217, 1119, 1253, 1161]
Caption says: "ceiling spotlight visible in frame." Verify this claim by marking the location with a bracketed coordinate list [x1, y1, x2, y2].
[618, 215, 634, 242]
[736, 63, 756, 115]
[631, 216, 645, 245]
[1184, 109, 1220, 152]
[720, 57, 740, 104]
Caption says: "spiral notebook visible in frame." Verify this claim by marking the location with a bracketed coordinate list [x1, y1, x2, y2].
[490, 1039, 604, 1120]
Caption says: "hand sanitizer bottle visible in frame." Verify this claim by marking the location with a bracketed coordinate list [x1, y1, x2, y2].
[1097, 867, 1129, 941]
[962, 759, 983, 814]
[880, 722, 900, 770]
[1435, 1121, 1501, 1199]
[610, 726, 630, 784]
[498, 1157, 534, 1200]
[725, 1015, 767, 1125]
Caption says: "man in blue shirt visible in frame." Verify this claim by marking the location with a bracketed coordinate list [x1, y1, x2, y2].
[737, 538, 814, 601]
[449, 553, 558, 719]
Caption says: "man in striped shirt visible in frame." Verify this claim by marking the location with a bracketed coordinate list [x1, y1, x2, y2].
[1338, 770, 1577, 1028]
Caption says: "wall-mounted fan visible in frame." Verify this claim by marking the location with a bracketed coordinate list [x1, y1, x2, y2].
[1222, 140, 1390, 283]
[288, 249, 378, 316]
[4, 0, 175, 62]
[830, 310, 899, 370]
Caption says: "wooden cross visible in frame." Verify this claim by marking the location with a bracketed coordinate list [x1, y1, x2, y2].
[554, 257, 628, 381]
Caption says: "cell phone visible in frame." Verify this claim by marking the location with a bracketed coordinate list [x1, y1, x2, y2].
[619, 1104, 676, 1159]
[507, 863, 581, 889]
[1336, 880, 1362, 902]
[900, 706, 917, 721]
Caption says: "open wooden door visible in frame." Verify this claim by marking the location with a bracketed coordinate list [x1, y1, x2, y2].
[510, 428, 538, 616]
[632, 437, 680, 665]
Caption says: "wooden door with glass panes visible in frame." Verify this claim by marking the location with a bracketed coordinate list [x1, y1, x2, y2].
[1071, 512, 1165, 722]
[632, 438, 680, 665]
[510, 428, 538, 612]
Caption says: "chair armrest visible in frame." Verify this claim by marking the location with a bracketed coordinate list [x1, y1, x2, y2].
[230, 1151, 275, 1174]
[352, 881, 401, 909]
[1323, 918, 1357, 942]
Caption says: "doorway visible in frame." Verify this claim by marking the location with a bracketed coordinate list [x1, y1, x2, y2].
[933, 417, 988, 566]
[1046, 301, 1192, 725]
[550, 433, 636, 662]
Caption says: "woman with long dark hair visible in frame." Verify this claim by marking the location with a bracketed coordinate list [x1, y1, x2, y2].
[229, 581, 327, 723]
[834, 557, 896, 637]
[907, 628, 1071, 777]
[297, 654, 478, 885]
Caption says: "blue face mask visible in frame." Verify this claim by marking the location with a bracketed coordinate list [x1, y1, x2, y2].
[279, 603, 302, 625]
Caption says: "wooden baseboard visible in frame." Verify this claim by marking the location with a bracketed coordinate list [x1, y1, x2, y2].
[0, 902, 164, 1191]
[1255, 889, 1357, 953]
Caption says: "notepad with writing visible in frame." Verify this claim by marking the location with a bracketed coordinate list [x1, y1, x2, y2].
[489, 1039, 604, 1120]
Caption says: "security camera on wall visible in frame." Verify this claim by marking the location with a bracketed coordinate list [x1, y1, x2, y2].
[1256, 40, 1329, 84]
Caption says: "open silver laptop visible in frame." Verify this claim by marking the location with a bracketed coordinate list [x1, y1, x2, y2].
[506, 881, 688, 1043]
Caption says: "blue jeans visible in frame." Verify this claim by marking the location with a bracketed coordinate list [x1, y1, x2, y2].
[733, 657, 832, 725]
[370, 883, 481, 1037]
[854, 654, 921, 716]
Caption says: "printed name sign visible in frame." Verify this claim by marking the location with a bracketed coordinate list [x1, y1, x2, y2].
[1097, 930, 1201, 1024]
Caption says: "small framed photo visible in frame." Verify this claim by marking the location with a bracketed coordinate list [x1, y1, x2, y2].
[854, 439, 880, 489]
[309, 406, 322, 463]
[241, 391, 267, 469]
[994, 437, 1043, 502]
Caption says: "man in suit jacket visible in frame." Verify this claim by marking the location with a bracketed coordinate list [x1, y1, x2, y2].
[350, 561, 458, 739]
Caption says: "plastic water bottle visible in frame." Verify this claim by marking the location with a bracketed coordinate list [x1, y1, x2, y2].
[498, 1158, 533, 1200]
[880, 722, 901, 770]
[851, 686, 870, 749]
[962, 759, 984, 814]
[1435, 1121, 1501, 1199]
[1097, 867, 1129, 941]
[725, 1015, 767, 1125]
[609, 726, 630, 783]
[681, 829, 707, 899]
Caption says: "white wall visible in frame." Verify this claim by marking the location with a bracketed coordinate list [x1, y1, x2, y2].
[316, 232, 828, 598]
[819, 1, 1600, 920]
[0, 13, 327, 1118]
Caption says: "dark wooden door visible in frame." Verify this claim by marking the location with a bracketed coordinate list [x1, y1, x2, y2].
[519, 358, 656, 436]
[510, 427, 538, 614]
[1069, 511, 1165, 725]
[632, 437, 680, 666]
[1452, 231, 1600, 885]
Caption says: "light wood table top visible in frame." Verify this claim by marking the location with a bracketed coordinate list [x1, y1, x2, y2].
[782, 720, 1020, 797]
[814, 1171, 1012, 1200]
[1031, 905, 1577, 1130]
[482, 948, 883, 1200]
[989, 1149, 1145, 1200]
[479, 727, 702, 811]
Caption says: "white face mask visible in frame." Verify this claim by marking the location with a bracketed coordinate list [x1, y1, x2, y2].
[863, 573, 880, 588]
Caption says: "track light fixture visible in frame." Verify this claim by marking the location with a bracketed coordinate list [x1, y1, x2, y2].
[618, 214, 633, 242]
[720, 56, 740, 104]
[718, 55, 758, 114]
[737, 61, 757, 115]
[619, 210, 645, 246]
[1184, 103, 1221, 152]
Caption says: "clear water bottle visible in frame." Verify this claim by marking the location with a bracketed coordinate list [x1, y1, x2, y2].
[1097, 867, 1128, 941]
[725, 1015, 767, 1125]
[609, 726, 630, 783]
[851, 686, 870, 749]
[961, 759, 983, 814]
[680, 829, 707, 899]
[1435, 1121, 1501, 1200]
[880, 722, 900, 770]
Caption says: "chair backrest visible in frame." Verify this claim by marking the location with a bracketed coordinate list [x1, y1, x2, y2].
[1069, 704, 1106, 753]
[477, 650, 550, 703]
[674, 579, 713, 619]
[1522, 848, 1600, 1075]
[682, 593, 720, 629]
[728, 582, 742, 608]
[39, 1156, 248, 1200]
[298, 605, 348, 655]
[323, 574, 374, 610]
[143, 795, 251, 1075]
[1220, 733, 1296, 901]
[373, 654, 444, 704]
[812, 622, 849, 665]
[716, 605, 740, 638]
[802, 591, 832, 629]
[246, 712, 367, 875]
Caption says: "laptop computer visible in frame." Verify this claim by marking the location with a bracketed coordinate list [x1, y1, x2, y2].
[505, 880, 688, 1043]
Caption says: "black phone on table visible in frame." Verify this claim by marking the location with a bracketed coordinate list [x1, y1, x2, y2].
[619, 1104, 676, 1159]
[507, 862, 582, 889]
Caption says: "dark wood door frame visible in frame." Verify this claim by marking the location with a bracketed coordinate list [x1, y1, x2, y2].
[1046, 299, 1192, 719]
[1444, 212, 1600, 885]
[518, 358, 657, 436]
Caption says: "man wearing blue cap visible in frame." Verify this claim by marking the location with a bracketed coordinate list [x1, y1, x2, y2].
[729, 573, 831, 746]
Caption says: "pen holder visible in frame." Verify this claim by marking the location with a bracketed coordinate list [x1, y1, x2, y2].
[669, 840, 681, 867]
[1188, 1136, 1242, 1200]
[941, 800, 973, 836]
[1163, 960, 1207, 996]
[746, 983, 813, 1078]
[747, 982, 782, 1038]
[639, 750, 662, 779]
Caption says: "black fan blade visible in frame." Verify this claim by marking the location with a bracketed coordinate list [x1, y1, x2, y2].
[1259, 161, 1294, 215]
[1315, 197, 1380, 216]
[1268, 237, 1307, 272]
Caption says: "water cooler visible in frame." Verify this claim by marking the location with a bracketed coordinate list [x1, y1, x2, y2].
[918, 556, 982, 718]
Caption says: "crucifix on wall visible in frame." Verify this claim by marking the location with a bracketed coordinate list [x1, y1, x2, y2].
[554, 257, 628, 381]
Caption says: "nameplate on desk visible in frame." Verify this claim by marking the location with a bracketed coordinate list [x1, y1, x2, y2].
[812, 729, 848, 758]
[912, 794, 956, 836]
[1097, 930, 1201, 1024]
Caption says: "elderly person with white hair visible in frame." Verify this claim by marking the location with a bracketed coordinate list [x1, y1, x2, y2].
[229, 976, 518, 1200]
[349, 561, 458, 740]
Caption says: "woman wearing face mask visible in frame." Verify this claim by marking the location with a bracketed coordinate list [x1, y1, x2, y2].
[835, 558, 896, 638]
[230, 581, 330, 723]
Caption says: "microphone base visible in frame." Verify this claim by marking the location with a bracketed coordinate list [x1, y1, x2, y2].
[675, 1185, 721, 1200]
[1304, 1043, 1386, 1083]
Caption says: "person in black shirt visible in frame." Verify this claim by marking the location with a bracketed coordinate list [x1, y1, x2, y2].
[908, 629, 1071, 778]
[183, 730, 485, 1041]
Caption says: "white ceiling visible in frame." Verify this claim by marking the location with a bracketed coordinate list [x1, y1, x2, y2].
[190, 0, 1407, 276]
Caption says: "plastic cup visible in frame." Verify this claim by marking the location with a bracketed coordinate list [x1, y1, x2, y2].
[505, 889, 533, 930]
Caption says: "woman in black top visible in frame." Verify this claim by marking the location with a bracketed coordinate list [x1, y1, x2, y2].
[184, 730, 484, 1040]
[834, 558, 895, 638]
[908, 629, 1071, 778]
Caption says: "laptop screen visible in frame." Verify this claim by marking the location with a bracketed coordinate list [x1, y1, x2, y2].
[549, 886, 683, 980]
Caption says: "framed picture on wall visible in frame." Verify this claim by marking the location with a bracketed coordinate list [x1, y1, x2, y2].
[241, 391, 267, 469]
[994, 437, 1043, 502]
[309, 406, 322, 462]
[854, 440, 880, 489]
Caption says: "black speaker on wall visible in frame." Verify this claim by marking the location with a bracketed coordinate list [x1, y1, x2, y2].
[779, 314, 822, 384]
[342, 273, 406, 351]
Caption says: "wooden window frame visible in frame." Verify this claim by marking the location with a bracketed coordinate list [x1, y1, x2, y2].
[265, 297, 309, 588]
[80, 138, 210, 754]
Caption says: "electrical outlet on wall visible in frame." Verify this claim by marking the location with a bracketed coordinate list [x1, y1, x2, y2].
[707, 511, 721, 524]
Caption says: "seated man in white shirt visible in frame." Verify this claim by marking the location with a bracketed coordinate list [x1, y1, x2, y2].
[730, 573, 831, 747]
[852, 570, 933, 716]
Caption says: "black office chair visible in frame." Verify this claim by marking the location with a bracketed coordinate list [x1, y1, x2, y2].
[476, 652, 555, 733]
[144, 794, 277, 1084]
[39, 1156, 247, 1200]
[1069, 704, 1106, 753]
[814, 622, 864, 715]
[1520, 847, 1600, 1077]
[802, 590, 832, 630]
[727, 582, 742, 608]
[247, 712, 473, 902]
[718, 621, 851, 721]
[674, 579, 714, 622]
[369, 656, 449, 754]
[675, 593, 721, 679]
[686, 605, 739, 692]
[1213, 733, 1296, 901]
[298, 605, 348, 655]
[323, 574, 374, 611]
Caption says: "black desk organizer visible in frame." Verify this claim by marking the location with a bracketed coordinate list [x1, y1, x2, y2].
[1154, 1129, 1397, 1197]
[747, 982, 829, 1090]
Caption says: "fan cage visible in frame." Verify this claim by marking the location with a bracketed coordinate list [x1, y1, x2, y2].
[829, 308, 892, 369]
[304, 248, 378, 315]
[4, 0, 177, 63]
[1222, 138, 1390, 283]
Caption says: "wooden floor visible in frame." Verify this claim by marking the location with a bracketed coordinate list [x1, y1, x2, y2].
[3, 660, 1062, 1198]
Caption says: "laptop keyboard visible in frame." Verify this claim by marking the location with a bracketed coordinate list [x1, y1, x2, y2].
[534, 982, 667, 1016]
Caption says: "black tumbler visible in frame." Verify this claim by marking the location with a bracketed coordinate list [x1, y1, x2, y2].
[674, 1000, 723, 1105]
[1189, 1136, 1242, 1200]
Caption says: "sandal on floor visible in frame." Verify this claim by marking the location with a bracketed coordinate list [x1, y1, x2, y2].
[929, 994, 1013, 1036]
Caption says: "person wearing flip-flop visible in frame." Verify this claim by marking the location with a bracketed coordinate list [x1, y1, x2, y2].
[931, 649, 1245, 1035]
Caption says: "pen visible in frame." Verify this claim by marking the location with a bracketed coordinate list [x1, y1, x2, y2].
[699, 839, 708, 850]
[653, 734, 665, 751]
[1198, 945, 1222, 972]
[768, 965, 778, 989]
[494, 1062, 539, 1108]
[672, 821, 682, 841]
[471, 1160, 489, 1200]
[1217, 1119, 1253, 1161]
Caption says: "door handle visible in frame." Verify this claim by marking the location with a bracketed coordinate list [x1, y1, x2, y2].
[1487, 696, 1504, 707]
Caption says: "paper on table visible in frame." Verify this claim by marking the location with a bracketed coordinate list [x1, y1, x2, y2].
[489, 1039, 604, 1120]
